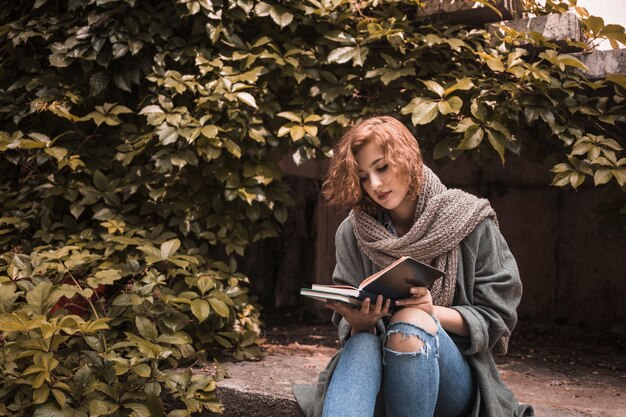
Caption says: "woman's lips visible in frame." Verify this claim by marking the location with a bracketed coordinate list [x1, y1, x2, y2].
[377, 191, 391, 201]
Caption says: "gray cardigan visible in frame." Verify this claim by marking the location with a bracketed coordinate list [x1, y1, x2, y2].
[293, 217, 533, 417]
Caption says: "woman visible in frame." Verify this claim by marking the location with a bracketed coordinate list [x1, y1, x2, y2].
[293, 116, 532, 417]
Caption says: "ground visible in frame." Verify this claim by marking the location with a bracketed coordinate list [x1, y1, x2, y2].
[257, 309, 626, 417]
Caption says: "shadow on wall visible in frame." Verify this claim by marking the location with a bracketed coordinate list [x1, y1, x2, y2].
[241, 155, 626, 330]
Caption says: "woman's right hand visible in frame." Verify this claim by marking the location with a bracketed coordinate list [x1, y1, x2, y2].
[326, 295, 391, 335]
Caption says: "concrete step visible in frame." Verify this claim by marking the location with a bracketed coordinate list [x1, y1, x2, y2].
[195, 341, 625, 417]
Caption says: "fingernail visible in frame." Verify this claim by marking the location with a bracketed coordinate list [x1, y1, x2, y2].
[395, 300, 400, 305]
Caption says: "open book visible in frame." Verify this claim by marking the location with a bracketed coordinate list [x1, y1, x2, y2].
[300, 256, 445, 309]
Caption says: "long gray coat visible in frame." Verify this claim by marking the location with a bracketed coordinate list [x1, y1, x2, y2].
[293, 218, 533, 417]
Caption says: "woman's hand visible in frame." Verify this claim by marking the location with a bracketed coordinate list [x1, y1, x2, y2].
[326, 295, 391, 335]
[395, 286, 434, 315]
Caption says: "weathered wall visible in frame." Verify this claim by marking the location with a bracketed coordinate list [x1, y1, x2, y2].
[241, 7, 626, 328]
[245, 157, 625, 329]
[432, 156, 625, 327]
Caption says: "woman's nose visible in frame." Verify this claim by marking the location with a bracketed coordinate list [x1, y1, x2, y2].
[370, 174, 382, 189]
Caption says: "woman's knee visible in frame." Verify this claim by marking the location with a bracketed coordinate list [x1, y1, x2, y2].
[386, 308, 437, 353]
[345, 331, 381, 355]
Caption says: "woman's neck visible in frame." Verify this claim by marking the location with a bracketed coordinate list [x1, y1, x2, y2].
[388, 197, 418, 237]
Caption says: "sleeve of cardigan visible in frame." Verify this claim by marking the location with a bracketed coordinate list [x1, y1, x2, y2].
[330, 219, 367, 345]
[452, 219, 523, 355]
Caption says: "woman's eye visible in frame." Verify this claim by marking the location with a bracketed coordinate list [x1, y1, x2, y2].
[359, 176, 368, 183]
[377, 164, 388, 172]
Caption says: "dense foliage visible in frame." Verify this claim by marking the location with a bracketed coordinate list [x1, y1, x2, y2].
[0, 0, 624, 415]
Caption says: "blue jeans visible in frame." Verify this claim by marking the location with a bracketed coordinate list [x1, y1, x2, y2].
[322, 320, 475, 417]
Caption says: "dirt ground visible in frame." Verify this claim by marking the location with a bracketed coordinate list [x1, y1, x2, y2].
[259, 311, 626, 416]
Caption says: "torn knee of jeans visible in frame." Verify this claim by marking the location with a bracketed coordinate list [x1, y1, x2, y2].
[385, 330, 427, 355]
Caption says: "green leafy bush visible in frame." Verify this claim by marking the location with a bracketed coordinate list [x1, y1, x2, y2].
[1, 0, 625, 415]
[0, 240, 261, 415]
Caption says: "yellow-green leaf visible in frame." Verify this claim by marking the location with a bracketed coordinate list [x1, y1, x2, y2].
[236, 92, 257, 109]
[290, 125, 305, 141]
[457, 126, 484, 150]
[132, 363, 151, 378]
[438, 97, 463, 115]
[191, 299, 210, 323]
[209, 298, 230, 318]
[422, 80, 445, 97]
[160, 239, 181, 259]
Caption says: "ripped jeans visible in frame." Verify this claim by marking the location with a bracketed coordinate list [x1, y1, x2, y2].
[322, 319, 475, 417]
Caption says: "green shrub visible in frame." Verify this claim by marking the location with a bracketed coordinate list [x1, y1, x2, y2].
[1, 0, 624, 415]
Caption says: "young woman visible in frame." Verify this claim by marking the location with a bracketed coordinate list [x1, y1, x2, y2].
[294, 116, 532, 417]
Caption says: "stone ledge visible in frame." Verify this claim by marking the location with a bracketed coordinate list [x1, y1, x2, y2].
[574, 48, 626, 78]
[486, 12, 583, 43]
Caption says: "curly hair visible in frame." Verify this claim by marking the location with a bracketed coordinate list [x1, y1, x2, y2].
[322, 116, 424, 213]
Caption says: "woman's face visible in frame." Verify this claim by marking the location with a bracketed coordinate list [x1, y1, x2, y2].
[356, 140, 411, 213]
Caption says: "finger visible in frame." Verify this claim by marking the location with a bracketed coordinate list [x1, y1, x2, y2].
[395, 297, 421, 307]
[325, 301, 338, 310]
[360, 297, 371, 313]
[410, 286, 428, 298]
[372, 295, 383, 314]
[381, 298, 391, 315]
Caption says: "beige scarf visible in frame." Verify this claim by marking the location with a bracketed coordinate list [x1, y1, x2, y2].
[349, 165, 497, 308]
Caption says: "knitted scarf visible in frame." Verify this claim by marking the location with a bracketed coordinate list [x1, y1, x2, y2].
[349, 165, 497, 308]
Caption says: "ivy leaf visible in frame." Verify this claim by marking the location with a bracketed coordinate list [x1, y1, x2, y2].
[583, 16, 605, 35]
[558, 55, 588, 71]
[443, 78, 474, 97]
[277, 112, 302, 123]
[476, 52, 505, 72]
[327, 46, 357, 64]
[87, 269, 122, 288]
[209, 298, 229, 318]
[290, 125, 305, 141]
[327, 46, 368, 66]
[224, 139, 242, 158]
[156, 124, 179, 145]
[132, 364, 151, 378]
[93, 170, 108, 191]
[26, 282, 62, 315]
[486, 129, 506, 164]
[438, 97, 463, 115]
[401, 97, 439, 125]
[33, 403, 64, 417]
[89, 72, 110, 96]
[457, 125, 484, 150]
[160, 239, 181, 259]
[380, 67, 415, 85]
[135, 316, 158, 341]
[191, 299, 210, 323]
[594, 168, 613, 185]
[0, 284, 20, 313]
[422, 80, 445, 98]
[236, 92, 258, 109]
[269, 4, 293, 28]
[607, 73, 626, 91]
[90, 401, 120, 417]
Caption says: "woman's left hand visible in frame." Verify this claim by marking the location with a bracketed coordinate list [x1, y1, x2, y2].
[395, 286, 434, 315]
